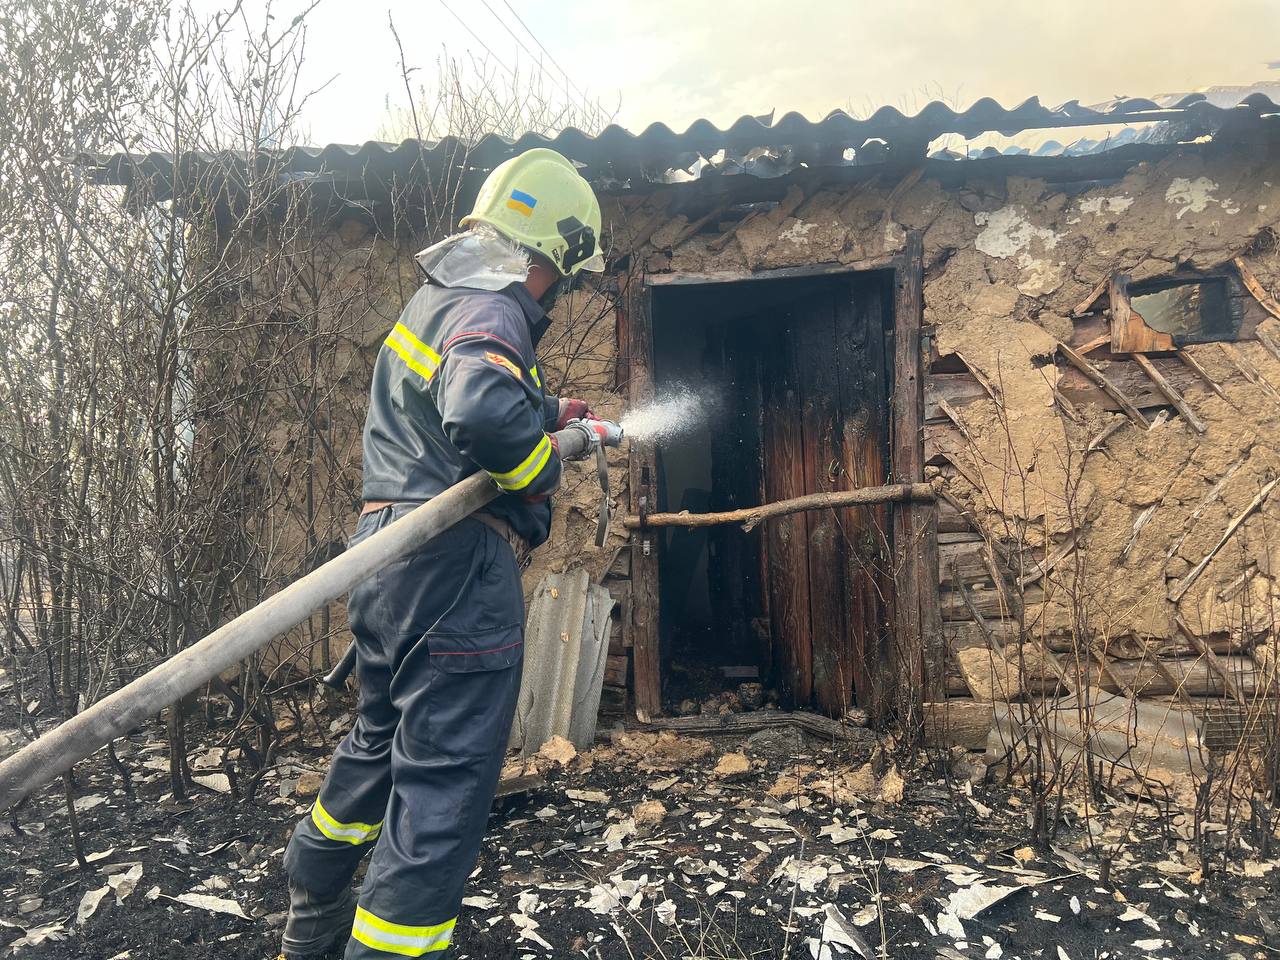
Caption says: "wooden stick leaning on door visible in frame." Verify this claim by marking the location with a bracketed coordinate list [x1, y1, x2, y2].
[622, 481, 939, 532]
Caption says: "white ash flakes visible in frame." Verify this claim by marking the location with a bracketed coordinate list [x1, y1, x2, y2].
[582, 873, 649, 915]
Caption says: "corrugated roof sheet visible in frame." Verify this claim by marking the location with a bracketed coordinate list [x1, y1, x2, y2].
[85, 92, 1279, 196]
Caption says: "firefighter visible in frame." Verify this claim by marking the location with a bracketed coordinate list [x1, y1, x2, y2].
[277, 148, 604, 959]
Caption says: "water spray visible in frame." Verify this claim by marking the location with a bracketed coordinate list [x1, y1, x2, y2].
[620, 385, 717, 444]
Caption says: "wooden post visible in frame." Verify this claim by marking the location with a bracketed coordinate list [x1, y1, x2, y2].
[890, 232, 939, 732]
[623, 275, 662, 719]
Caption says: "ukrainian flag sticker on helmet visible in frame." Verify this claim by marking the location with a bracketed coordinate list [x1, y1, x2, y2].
[506, 189, 538, 217]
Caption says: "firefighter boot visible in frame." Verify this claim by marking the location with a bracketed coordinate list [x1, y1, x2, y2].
[280, 883, 356, 959]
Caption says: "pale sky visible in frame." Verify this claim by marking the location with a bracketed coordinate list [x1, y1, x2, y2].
[217, 0, 1280, 145]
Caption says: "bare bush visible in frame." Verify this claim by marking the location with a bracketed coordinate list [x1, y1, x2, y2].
[0, 0, 626, 850]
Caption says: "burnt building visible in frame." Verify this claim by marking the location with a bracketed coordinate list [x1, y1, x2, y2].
[91, 90, 1280, 762]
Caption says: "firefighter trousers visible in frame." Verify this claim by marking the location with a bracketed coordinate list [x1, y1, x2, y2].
[283, 504, 525, 958]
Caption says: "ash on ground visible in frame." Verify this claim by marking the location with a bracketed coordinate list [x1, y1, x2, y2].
[0, 708, 1275, 960]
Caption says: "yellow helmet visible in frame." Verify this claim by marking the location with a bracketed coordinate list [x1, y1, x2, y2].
[460, 148, 604, 277]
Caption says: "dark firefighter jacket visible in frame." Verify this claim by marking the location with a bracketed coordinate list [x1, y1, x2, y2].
[360, 281, 562, 547]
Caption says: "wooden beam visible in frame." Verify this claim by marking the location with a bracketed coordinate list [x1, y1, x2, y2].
[923, 700, 996, 750]
[1169, 476, 1280, 602]
[621, 195, 674, 254]
[1165, 454, 1246, 562]
[1254, 323, 1280, 366]
[953, 351, 1001, 404]
[670, 200, 734, 249]
[1072, 273, 1112, 317]
[1053, 386, 1083, 422]
[1109, 274, 1132, 352]
[643, 256, 898, 286]
[891, 232, 941, 724]
[1174, 613, 1245, 705]
[1119, 505, 1158, 561]
[1176, 348, 1228, 400]
[1217, 342, 1280, 407]
[623, 276, 662, 720]
[1076, 334, 1111, 355]
[1018, 534, 1078, 588]
[1234, 255, 1280, 321]
[705, 207, 765, 253]
[1096, 656, 1261, 699]
[933, 394, 975, 443]
[1085, 416, 1130, 454]
[835, 282, 892, 713]
[877, 167, 925, 227]
[708, 184, 809, 253]
[1132, 353, 1206, 433]
[643, 709, 874, 745]
[835, 174, 881, 218]
[1058, 353, 1205, 412]
[1057, 341, 1150, 426]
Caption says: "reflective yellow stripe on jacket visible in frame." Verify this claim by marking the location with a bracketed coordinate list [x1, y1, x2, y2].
[351, 906, 455, 956]
[310, 799, 382, 845]
[487, 434, 553, 492]
[385, 322, 441, 383]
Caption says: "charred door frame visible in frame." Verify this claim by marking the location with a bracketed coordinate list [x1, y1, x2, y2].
[618, 235, 940, 725]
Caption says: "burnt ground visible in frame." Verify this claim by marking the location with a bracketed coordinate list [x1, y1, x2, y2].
[1, 707, 1277, 960]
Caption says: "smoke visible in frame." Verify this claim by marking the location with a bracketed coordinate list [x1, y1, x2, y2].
[621, 384, 720, 444]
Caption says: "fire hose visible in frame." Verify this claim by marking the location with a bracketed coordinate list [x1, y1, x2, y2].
[0, 419, 623, 813]
[319, 419, 619, 690]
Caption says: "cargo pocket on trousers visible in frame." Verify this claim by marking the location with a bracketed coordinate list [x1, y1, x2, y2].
[428, 626, 523, 673]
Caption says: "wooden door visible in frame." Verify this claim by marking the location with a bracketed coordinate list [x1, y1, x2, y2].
[760, 279, 890, 713]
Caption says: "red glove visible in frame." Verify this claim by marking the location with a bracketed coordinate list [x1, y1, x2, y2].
[555, 397, 598, 429]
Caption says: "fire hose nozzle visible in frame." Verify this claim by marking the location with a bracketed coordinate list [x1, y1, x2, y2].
[556, 418, 624, 460]
[591, 418, 625, 448]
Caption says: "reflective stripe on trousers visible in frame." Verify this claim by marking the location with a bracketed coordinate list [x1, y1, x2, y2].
[282, 507, 525, 957]
[351, 907, 455, 956]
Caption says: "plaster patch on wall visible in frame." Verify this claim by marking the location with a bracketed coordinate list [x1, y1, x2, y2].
[974, 205, 1060, 259]
[778, 219, 815, 242]
[1076, 195, 1135, 220]
[1165, 176, 1220, 219]
[974, 205, 1064, 296]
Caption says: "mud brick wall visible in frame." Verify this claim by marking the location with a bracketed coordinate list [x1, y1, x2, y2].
[219, 140, 1280, 710]
[606, 142, 1280, 706]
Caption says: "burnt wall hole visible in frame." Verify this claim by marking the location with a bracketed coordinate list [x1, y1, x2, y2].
[1131, 275, 1239, 345]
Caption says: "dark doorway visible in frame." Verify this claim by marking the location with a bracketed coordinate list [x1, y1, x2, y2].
[649, 270, 894, 715]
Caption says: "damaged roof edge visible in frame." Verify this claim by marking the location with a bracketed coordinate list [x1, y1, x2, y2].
[81, 92, 1279, 198]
